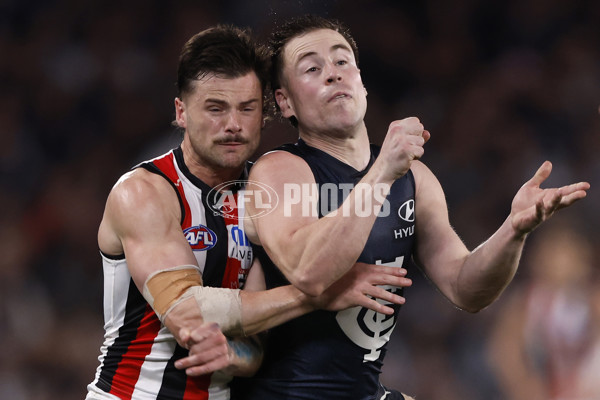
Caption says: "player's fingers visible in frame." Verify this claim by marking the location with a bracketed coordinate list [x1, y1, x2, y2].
[422, 129, 431, 143]
[179, 328, 192, 349]
[390, 118, 423, 137]
[369, 275, 412, 288]
[557, 181, 590, 199]
[562, 181, 590, 193]
[175, 342, 229, 370]
[175, 353, 205, 370]
[188, 323, 222, 344]
[366, 265, 407, 277]
[364, 268, 411, 287]
[528, 161, 552, 187]
[539, 188, 561, 214]
[559, 189, 589, 208]
[358, 297, 396, 315]
[364, 286, 405, 306]
[411, 145, 425, 161]
[185, 323, 226, 353]
[185, 356, 230, 376]
[362, 264, 407, 277]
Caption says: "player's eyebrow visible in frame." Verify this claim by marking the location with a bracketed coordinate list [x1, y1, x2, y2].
[296, 43, 353, 64]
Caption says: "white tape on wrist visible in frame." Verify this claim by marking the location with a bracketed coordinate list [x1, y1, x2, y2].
[142, 265, 244, 336]
[168, 286, 244, 336]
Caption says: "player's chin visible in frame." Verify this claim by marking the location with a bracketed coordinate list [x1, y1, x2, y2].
[217, 152, 249, 170]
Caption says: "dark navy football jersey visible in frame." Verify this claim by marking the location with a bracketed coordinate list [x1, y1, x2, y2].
[232, 139, 416, 400]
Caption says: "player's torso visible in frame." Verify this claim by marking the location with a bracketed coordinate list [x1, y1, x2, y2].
[237, 140, 416, 400]
[90, 147, 253, 400]
[147, 148, 253, 288]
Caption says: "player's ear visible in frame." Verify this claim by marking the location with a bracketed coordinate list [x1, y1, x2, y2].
[174, 97, 186, 128]
[275, 88, 295, 119]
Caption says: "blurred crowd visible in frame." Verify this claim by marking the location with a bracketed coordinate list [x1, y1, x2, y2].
[1, 0, 598, 399]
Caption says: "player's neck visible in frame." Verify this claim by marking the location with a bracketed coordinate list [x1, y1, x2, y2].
[300, 123, 371, 171]
[190, 164, 243, 188]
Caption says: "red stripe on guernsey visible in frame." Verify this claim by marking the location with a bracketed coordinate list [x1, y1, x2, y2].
[222, 192, 242, 289]
[182, 375, 211, 400]
[152, 152, 192, 227]
[110, 304, 162, 399]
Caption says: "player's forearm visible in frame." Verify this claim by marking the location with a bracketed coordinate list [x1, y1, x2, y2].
[239, 285, 315, 336]
[456, 218, 527, 312]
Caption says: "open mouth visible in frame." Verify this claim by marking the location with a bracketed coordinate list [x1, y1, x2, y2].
[329, 92, 351, 102]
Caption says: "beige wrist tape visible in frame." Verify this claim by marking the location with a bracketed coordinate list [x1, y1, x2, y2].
[142, 265, 244, 336]
[143, 265, 203, 317]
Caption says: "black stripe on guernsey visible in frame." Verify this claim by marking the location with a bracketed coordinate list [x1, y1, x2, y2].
[137, 162, 186, 226]
[96, 279, 148, 392]
[156, 345, 189, 399]
[198, 212, 226, 286]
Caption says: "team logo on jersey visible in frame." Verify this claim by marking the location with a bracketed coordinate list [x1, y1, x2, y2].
[336, 256, 404, 362]
[207, 180, 279, 220]
[183, 225, 217, 251]
[398, 199, 415, 222]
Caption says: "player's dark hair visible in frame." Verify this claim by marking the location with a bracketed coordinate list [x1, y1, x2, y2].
[269, 15, 359, 127]
[177, 25, 270, 111]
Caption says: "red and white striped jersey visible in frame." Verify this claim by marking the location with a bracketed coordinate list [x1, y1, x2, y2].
[87, 147, 253, 400]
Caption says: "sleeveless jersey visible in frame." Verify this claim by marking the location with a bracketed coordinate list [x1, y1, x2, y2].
[87, 147, 253, 400]
[232, 139, 416, 400]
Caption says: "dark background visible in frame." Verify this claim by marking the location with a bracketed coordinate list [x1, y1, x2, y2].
[1, 0, 599, 398]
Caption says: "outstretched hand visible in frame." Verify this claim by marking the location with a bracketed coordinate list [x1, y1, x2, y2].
[510, 161, 590, 236]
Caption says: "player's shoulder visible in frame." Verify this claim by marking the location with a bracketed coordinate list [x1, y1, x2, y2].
[257, 147, 306, 164]
[249, 149, 315, 189]
[113, 168, 170, 196]
[410, 160, 445, 200]
[252, 149, 310, 175]
[409, 160, 436, 181]
[107, 168, 176, 215]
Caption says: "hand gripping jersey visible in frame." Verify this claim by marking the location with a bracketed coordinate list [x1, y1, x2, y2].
[87, 147, 253, 400]
[232, 139, 416, 400]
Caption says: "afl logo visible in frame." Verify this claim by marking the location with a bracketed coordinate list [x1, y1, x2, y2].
[398, 199, 415, 222]
[207, 179, 279, 220]
[184, 225, 217, 251]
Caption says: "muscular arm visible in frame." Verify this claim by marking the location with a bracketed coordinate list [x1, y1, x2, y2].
[176, 254, 412, 376]
[412, 160, 589, 312]
[101, 168, 409, 339]
[101, 170, 312, 339]
[248, 118, 429, 296]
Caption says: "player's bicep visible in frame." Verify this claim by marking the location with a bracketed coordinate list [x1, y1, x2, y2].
[247, 151, 318, 276]
[107, 171, 197, 290]
[412, 162, 469, 298]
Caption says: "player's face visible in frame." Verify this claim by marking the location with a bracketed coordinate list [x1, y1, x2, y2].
[176, 72, 262, 172]
[276, 29, 367, 136]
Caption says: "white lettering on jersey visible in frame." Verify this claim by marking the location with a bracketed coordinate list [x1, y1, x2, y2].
[226, 224, 253, 285]
[336, 256, 404, 362]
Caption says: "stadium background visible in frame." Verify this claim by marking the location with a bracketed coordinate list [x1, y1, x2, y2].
[1, 0, 599, 398]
